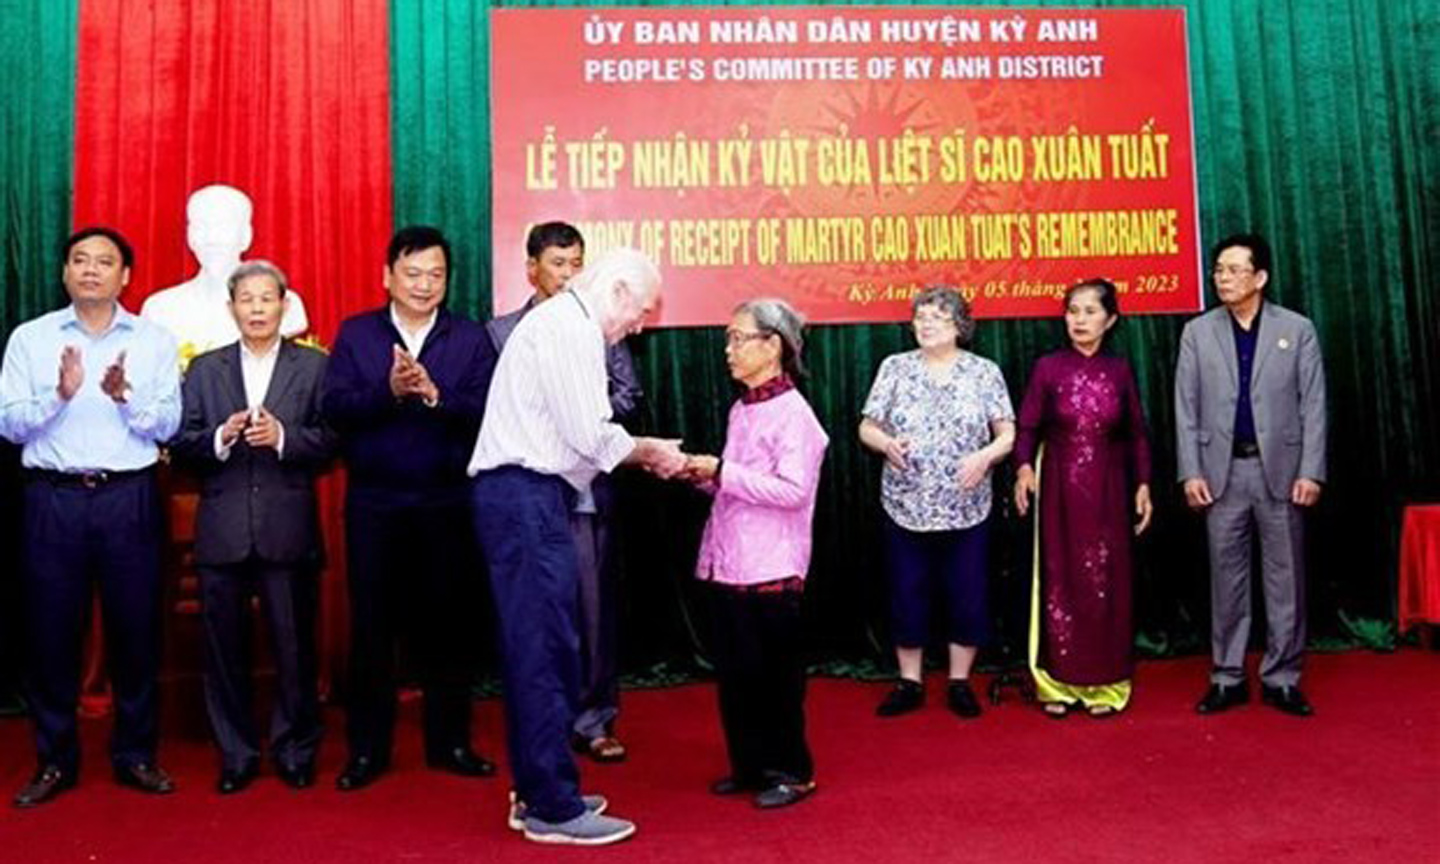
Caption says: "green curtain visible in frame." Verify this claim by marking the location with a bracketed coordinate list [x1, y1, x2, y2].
[0, 0, 76, 703]
[391, 0, 1438, 675]
[0, 0, 76, 330]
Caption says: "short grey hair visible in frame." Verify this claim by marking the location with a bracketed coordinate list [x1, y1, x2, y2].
[227, 259, 289, 299]
[912, 284, 975, 347]
[735, 297, 808, 379]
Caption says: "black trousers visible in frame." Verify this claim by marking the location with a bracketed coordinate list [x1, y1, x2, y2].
[342, 488, 478, 762]
[707, 582, 813, 788]
[21, 470, 162, 774]
[198, 558, 320, 772]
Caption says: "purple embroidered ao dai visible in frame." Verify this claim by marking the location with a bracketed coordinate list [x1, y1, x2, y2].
[1014, 349, 1151, 686]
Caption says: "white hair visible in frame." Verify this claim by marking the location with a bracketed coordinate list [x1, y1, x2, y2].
[568, 246, 661, 314]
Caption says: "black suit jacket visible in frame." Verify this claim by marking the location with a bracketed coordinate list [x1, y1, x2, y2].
[174, 340, 336, 567]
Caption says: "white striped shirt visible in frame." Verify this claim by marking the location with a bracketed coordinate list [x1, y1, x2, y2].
[468, 291, 634, 489]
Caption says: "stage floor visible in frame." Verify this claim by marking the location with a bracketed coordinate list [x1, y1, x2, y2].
[0, 650, 1435, 863]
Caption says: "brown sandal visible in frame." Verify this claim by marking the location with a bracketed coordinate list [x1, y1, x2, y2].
[585, 735, 628, 763]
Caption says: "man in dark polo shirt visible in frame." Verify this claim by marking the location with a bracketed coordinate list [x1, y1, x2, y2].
[322, 226, 498, 789]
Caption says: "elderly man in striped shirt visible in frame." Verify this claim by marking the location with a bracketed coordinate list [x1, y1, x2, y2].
[468, 247, 684, 846]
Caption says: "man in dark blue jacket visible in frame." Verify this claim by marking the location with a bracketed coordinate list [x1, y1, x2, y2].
[322, 226, 497, 790]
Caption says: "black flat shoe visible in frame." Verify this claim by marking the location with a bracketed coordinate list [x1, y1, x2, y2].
[710, 776, 762, 796]
[1195, 683, 1249, 714]
[425, 747, 496, 778]
[276, 762, 315, 789]
[876, 679, 925, 717]
[217, 764, 259, 795]
[946, 680, 982, 718]
[1261, 685, 1314, 717]
[335, 756, 388, 791]
[115, 762, 176, 795]
[13, 765, 75, 808]
[754, 781, 816, 809]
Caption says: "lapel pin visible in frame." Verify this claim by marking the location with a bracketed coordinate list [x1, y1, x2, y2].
[1277, 338, 1290, 350]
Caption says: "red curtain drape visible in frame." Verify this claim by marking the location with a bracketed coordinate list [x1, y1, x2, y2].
[72, 0, 394, 696]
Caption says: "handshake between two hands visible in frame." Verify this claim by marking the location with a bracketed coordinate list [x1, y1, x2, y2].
[632, 437, 720, 484]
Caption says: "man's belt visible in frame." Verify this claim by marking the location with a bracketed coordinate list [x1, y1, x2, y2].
[26, 466, 154, 489]
[1232, 442, 1261, 459]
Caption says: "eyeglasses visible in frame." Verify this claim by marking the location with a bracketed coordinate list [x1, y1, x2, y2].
[1211, 265, 1256, 278]
[913, 313, 956, 326]
[725, 329, 771, 347]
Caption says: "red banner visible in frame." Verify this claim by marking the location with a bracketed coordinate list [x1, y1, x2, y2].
[491, 7, 1201, 325]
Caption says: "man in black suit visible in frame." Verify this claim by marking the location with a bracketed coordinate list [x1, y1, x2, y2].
[173, 260, 335, 793]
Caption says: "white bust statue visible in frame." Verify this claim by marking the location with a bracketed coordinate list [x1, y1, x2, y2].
[142, 184, 309, 356]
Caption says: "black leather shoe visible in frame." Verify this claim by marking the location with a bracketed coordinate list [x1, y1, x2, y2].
[1261, 685, 1314, 717]
[710, 776, 762, 796]
[115, 762, 176, 795]
[876, 679, 925, 717]
[276, 762, 315, 789]
[13, 765, 75, 808]
[1195, 683, 1250, 714]
[335, 756, 387, 791]
[754, 780, 816, 809]
[425, 747, 496, 778]
[946, 680, 982, 718]
[217, 764, 259, 795]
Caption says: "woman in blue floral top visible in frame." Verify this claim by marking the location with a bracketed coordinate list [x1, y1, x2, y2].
[859, 286, 1015, 718]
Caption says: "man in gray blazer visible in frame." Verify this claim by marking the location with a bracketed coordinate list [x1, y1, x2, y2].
[1175, 233, 1327, 717]
[487, 222, 642, 763]
[173, 261, 336, 791]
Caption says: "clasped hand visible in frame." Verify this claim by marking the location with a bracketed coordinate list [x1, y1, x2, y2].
[219, 405, 283, 451]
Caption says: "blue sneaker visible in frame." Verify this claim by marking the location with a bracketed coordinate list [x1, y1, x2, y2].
[507, 790, 608, 831]
[521, 810, 635, 846]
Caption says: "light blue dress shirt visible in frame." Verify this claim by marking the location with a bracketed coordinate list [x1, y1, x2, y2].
[0, 304, 181, 471]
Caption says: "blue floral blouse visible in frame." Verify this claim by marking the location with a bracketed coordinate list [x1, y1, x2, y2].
[862, 349, 1014, 531]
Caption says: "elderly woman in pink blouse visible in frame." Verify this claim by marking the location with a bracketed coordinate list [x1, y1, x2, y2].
[684, 298, 829, 810]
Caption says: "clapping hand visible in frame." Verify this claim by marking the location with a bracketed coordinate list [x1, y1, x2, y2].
[390, 345, 439, 403]
[56, 345, 84, 401]
[99, 350, 130, 403]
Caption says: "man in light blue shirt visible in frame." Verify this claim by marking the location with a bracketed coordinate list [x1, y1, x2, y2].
[0, 226, 181, 807]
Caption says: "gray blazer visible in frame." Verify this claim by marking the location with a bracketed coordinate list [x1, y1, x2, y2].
[1174, 301, 1327, 499]
[173, 340, 336, 566]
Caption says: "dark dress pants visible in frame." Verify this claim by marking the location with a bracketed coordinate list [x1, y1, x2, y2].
[199, 558, 320, 772]
[569, 497, 620, 742]
[21, 471, 162, 774]
[707, 581, 813, 788]
[471, 467, 586, 825]
[343, 487, 477, 762]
